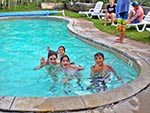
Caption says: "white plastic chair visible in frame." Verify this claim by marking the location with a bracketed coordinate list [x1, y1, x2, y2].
[78, 1, 105, 20]
[127, 11, 150, 32]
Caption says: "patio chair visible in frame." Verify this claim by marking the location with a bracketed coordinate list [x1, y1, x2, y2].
[78, 1, 105, 20]
[127, 11, 150, 32]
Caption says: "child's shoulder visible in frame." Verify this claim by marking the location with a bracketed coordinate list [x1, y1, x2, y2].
[91, 64, 98, 68]
[70, 64, 77, 68]
[104, 64, 113, 70]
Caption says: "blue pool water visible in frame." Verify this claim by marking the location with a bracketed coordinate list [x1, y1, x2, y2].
[0, 18, 138, 97]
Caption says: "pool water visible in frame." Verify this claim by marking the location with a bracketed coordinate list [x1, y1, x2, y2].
[0, 19, 138, 97]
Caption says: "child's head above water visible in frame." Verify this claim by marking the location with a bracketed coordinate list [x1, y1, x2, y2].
[94, 52, 104, 59]
[94, 52, 105, 65]
[58, 46, 65, 56]
[48, 52, 58, 64]
[60, 55, 70, 63]
[58, 46, 65, 52]
[48, 51, 57, 59]
[60, 55, 70, 68]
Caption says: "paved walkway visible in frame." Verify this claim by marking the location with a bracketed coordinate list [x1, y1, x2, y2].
[67, 18, 150, 113]
[0, 17, 150, 113]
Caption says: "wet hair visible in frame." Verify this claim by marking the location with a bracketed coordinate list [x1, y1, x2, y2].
[47, 50, 55, 59]
[94, 52, 104, 59]
[58, 46, 65, 52]
[48, 51, 58, 59]
[60, 55, 70, 63]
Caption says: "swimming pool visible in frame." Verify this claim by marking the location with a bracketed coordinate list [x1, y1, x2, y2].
[0, 17, 138, 97]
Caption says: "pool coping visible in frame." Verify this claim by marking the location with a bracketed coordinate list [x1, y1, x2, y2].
[0, 16, 150, 112]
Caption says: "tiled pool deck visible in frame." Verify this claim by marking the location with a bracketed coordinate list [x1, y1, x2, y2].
[0, 16, 150, 113]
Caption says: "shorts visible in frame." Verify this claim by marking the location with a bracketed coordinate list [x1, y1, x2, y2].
[131, 18, 140, 23]
[117, 12, 128, 20]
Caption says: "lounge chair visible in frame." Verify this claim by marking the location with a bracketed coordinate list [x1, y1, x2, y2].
[78, 1, 105, 20]
[127, 11, 150, 32]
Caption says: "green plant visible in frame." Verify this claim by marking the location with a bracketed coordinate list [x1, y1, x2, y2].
[142, 1, 150, 6]
[102, 0, 109, 3]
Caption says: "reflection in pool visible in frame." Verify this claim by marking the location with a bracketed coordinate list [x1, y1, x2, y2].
[0, 18, 138, 97]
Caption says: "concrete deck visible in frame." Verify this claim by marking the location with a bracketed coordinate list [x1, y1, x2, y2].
[66, 17, 150, 113]
[0, 16, 150, 113]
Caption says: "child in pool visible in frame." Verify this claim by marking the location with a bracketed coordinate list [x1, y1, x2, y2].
[87, 52, 124, 92]
[33, 52, 61, 81]
[60, 55, 84, 84]
[33, 51, 60, 70]
[47, 45, 66, 60]
[34, 45, 65, 70]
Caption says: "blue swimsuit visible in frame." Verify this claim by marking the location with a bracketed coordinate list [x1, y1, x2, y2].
[87, 71, 111, 92]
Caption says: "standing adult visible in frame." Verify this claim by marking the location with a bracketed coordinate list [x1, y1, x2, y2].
[115, 0, 130, 43]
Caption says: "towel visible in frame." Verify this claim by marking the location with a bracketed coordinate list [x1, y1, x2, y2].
[116, 0, 130, 19]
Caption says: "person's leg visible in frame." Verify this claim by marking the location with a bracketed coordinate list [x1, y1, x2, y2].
[111, 13, 115, 26]
[130, 17, 139, 24]
[115, 31, 124, 43]
[104, 13, 110, 26]
[128, 9, 134, 21]
[120, 31, 124, 42]
[115, 12, 128, 43]
[115, 23, 125, 43]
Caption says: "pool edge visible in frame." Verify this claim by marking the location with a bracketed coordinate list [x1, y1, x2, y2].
[0, 16, 150, 112]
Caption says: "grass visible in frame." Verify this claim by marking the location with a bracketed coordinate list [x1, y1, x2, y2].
[0, 3, 39, 12]
[0, 6, 150, 44]
[64, 10, 150, 44]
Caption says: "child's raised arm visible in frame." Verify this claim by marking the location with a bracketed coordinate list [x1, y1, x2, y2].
[108, 65, 124, 84]
[70, 64, 84, 71]
[33, 57, 47, 70]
